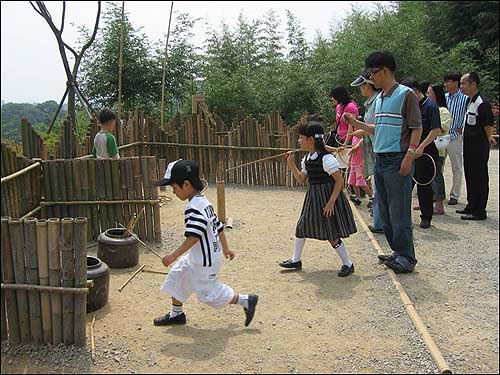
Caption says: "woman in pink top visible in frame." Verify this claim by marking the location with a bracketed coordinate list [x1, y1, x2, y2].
[330, 86, 359, 147]
[348, 135, 373, 205]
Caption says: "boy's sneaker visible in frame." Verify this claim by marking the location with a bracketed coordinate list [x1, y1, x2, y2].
[338, 263, 354, 277]
[279, 259, 302, 270]
[350, 195, 362, 206]
[244, 294, 259, 327]
[153, 312, 186, 326]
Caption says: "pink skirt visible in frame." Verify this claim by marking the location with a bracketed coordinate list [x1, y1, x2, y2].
[348, 165, 367, 187]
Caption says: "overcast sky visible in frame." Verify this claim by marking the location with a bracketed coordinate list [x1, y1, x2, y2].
[1, 1, 387, 103]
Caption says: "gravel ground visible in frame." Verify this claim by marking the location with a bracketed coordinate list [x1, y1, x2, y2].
[1, 150, 498, 374]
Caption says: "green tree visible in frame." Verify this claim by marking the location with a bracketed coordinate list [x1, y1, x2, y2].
[80, 2, 161, 114]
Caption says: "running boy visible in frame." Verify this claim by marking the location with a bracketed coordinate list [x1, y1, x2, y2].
[154, 159, 258, 326]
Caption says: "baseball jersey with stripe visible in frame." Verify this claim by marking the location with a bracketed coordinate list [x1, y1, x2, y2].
[184, 194, 224, 268]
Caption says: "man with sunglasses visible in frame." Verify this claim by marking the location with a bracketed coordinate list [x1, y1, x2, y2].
[344, 51, 422, 273]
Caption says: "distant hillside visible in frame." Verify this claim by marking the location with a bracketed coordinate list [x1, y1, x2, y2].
[1, 101, 66, 142]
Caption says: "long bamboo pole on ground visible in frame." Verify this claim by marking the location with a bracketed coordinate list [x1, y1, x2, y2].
[36, 219, 52, 345]
[24, 217, 43, 345]
[118, 264, 146, 292]
[9, 218, 31, 343]
[73, 217, 87, 346]
[48, 218, 63, 345]
[1, 217, 20, 343]
[61, 218, 75, 345]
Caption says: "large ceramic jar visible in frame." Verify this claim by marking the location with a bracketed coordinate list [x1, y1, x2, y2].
[97, 228, 139, 269]
[87, 256, 110, 312]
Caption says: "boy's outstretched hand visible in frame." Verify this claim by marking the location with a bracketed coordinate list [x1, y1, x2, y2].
[162, 254, 177, 267]
[223, 249, 235, 260]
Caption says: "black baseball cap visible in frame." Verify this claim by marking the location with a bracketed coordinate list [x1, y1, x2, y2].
[155, 159, 203, 188]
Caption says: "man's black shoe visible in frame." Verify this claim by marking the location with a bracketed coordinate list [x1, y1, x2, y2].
[338, 263, 354, 277]
[419, 219, 431, 229]
[368, 225, 384, 233]
[154, 312, 186, 326]
[244, 294, 258, 327]
[279, 259, 302, 270]
[461, 214, 486, 221]
[456, 208, 471, 214]
[377, 253, 396, 262]
[447, 198, 458, 205]
[384, 260, 414, 274]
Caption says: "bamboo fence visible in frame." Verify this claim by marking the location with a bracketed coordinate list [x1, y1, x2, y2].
[0, 216, 88, 346]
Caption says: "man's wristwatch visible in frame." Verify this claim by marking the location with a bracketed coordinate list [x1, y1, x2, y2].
[407, 147, 416, 156]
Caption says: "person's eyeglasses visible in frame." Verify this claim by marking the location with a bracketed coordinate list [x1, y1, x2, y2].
[369, 67, 384, 77]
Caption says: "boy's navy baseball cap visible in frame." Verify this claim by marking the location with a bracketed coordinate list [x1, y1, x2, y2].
[155, 159, 202, 187]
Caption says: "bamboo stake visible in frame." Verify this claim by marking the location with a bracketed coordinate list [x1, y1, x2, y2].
[58, 160, 68, 217]
[141, 157, 154, 242]
[1, 217, 20, 343]
[117, 0, 125, 145]
[95, 159, 109, 232]
[65, 160, 75, 218]
[48, 218, 62, 345]
[24, 217, 43, 345]
[74, 217, 88, 346]
[118, 224, 162, 259]
[9, 218, 31, 343]
[104, 159, 115, 228]
[36, 219, 52, 344]
[87, 160, 99, 238]
[132, 158, 146, 240]
[61, 218, 75, 345]
[118, 264, 146, 292]
[90, 314, 96, 363]
[150, 159, 162, 242]
[111, 160, 123, 227]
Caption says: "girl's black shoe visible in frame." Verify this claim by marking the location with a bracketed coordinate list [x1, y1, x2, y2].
[279, 259, 302, 270]
[338, 263, 354, 277]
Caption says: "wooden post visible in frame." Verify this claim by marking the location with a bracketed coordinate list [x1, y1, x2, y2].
[73, 217, 87, 346]
[24, 217, 43, 345]
[48, 218, 63, 345]
[36, 219, 52, 344]
[141, 157, 154, 242]
[150, 158, 162, 242]
[9, 218, 31, 343]
[61, 218, 74, 345]
[1, 217, 20, 343]
[87, 159, 99, 239]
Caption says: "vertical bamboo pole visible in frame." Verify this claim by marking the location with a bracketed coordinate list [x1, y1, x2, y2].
[1, 217, 20, 343]
[36, 219, 52, 344]
[133, 158, 146, 240]
[116, 0, 125, 146]
[104, 159, 115, 228]
[126, 159, 137, 234]
[95, 159, 109, 232]
[48, 218, 62, 345]
[61, 217, 74, 345]
[49, 161, 60, 218]
[141, 157, 154, 242]
[111, 160, 123, 228]
[24, 217, 43, 344]
[58, 160, 68, 217]
[1, 254, 6, 341]
[69, 159, 80, 219]
[149, 158, 162, 242]
[73, 217, 87, 346]
[119, 159, 131, 231]
[9, 218, 31, 343]
[87, 160, 99, 238]
[64, 160, 75, 218]
[79, 159, 92, 239]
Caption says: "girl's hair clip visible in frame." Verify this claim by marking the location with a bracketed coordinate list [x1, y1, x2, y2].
[314, 134, 324, 139]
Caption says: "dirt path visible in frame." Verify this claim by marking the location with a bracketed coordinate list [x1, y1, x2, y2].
[2, 151, 498, 374]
